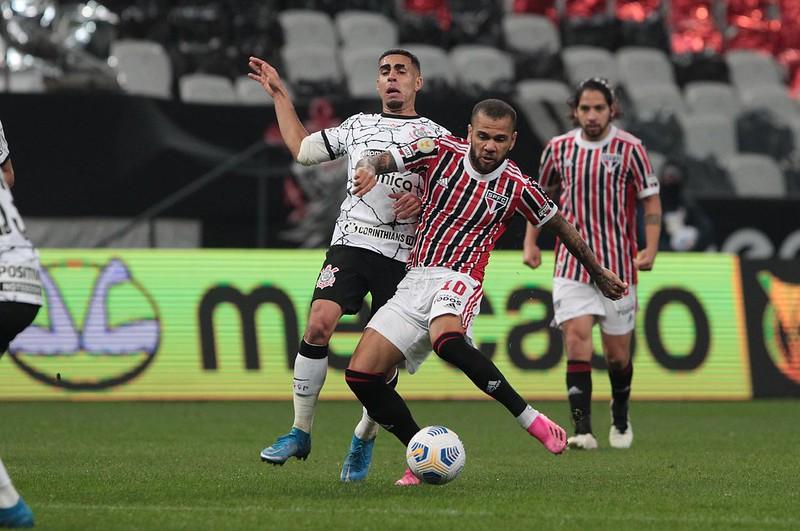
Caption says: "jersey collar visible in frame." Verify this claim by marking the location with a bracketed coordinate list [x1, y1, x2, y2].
[380, 112, 421, 119]
[574, 125, 617, 149]
[464, 148, 508, 181]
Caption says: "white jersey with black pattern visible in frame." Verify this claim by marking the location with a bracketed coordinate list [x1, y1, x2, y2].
[320, 112, 449, 262]
[0, 120, 42, 305]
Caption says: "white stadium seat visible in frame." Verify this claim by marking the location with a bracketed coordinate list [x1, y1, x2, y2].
[179, 74, 237, 105]
[562, 46, 619, 86]
[684, 82, 742, 117]
[110, 39, 172, 98]
[450, 45, 513, 93]
[721, 154, 786, 197]
[502, 14, 560, 55]
[279, 10, 337, 50]
[678, 114, 738, 160]
[617, 46, 676, 88]
[335, 10, 398, 50]
[341, 47, 384, 99]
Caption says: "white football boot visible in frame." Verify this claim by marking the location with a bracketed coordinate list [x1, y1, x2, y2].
[566, 433, 598, 450]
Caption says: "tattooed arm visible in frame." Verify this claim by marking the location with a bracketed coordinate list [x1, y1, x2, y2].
[634, 194, 662, 271]
[542, 213, 628, 300]
[351, 151, 398, 197]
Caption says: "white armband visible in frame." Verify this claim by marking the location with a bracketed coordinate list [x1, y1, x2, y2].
[297, 131, 334, 166]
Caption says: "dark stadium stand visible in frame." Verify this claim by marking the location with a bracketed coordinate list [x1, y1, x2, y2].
[0, 0, 798, 249]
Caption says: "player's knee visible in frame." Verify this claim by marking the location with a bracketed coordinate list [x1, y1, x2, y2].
[432, 331, 466, 362]
[606, 350, 630, 370]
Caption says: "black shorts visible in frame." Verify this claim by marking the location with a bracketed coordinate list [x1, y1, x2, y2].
[0, 301, 40, 356]
[312, 245, 406, 316]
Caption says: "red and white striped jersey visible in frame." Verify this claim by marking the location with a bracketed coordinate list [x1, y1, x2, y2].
[539, 126, 659, 286]
[390, 135, 557, 283]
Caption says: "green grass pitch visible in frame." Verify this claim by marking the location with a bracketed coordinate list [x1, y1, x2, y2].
[1, 400, 798, 530]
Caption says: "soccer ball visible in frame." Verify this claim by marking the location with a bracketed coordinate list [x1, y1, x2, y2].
[406, 426, 466, 485]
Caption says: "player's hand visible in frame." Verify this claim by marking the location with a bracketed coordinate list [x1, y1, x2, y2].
[523, 244, 542, 269]
[389, 192, 421, 219]
[352, 166, 377, 197]
[593, 268, 628, 300]
[247, 56, 287, 98]
[634, 249, 656, 271]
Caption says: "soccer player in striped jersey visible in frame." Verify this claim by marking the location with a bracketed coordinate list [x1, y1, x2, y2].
[248, 50, 449, 481]
[345, 99, 627, 484]
[0, 119, 41, 528]
[523, 78, 662, 450]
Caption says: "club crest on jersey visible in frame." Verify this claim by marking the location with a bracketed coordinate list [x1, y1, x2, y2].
[316, 264, 339, 290]
[484, 190, 509, 213]
[601, 153, 621, 173]
[416, 137, 436, 154]
[412, 125, 432, 139]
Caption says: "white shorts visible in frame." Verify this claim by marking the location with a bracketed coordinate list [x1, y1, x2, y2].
[367, 267, 482, 374]
[552, 277, 637, 335]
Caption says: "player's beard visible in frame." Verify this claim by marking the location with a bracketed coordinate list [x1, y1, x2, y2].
[385, 98, 404, 111]
[469, 148, 505, 174]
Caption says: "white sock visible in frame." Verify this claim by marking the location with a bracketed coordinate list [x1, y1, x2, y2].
[354, 407, 380, 440]
[0, 458, 20, 508]
[291, 352, 328, 433]
[516, 405, 540, 430]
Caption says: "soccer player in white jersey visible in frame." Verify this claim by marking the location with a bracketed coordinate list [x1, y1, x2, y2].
[345, 99, 627, 485]
[0, 119, 43, 528]
[523, 78, 662, 450]
[247, 49, 449, 481]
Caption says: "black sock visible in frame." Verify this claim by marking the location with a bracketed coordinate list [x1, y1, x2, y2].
[566, 360, 593, 434]
[345, 369, 419, 446]
[609, 361, 633, 430]
[299, 339, 328, 359]
[387, 367, 399, 389]
[434, 332, 527, 417]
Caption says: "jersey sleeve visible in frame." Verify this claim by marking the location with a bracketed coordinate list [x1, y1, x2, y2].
[630, 142, 660, 198]
[388, 136, 440, 179]
[319, 114, 360, 160]
[0, 120, 9, 165]
[517, 178, 558, 228]
[537, 141, 560, 191]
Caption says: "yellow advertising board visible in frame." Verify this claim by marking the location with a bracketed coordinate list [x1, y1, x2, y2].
[0, 250, 750, 400]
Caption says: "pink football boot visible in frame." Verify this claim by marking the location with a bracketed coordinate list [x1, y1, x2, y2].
[394, 468, 422, 486]
[527, 414, 567, 455]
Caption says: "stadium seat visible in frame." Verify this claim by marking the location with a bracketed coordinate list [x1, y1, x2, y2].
[280, 46, 342, 96]
[335, 10, 398, 49]
[684, 81, 742, 117]
[721, 154, 786, 197]
[401, 43, 453, 91]
[502, 14, 560, 55]
[110, 39, 172, 98]
[515, 79, 572, 140]
[726, 50, 784, 91]
[278, 10, 337, 50]
[739, 85, 799, 123]
[562, 46, 619, 86]
[616, 46, 675, 88]
[341, 47, 383, 99]
[678, 114, 738, 160]
[0, 68, 46, 93]
[628, 84, 686, 120]
[449, 45, 514, 95]
[179, 74, 237, 105]
[234, 76, 274, 106]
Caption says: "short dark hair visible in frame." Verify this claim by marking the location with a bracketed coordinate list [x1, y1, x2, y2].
[569, 77, 616, 108]
[471, 99, 517, 129]
[378, 49, 421, 73]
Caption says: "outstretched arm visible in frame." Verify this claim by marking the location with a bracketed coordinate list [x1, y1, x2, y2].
[248, 56, 308, 160]
[541, 213, 627, 300]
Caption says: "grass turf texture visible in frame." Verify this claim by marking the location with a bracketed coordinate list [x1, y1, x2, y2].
[1, 401, 798, 530]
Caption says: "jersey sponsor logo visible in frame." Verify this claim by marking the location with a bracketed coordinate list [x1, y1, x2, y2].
[316, 264, 339, 290]
[484, 190, 509, 213]
[8, 258, 160, 390]
[342, 221, 415, 246]
[377, 172, 414, 192]
[416, 137, 436, 154]
[601, 153, 621, 173]
[360, 149, 383, 159]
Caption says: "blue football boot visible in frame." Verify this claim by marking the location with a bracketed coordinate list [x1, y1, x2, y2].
[0, 497, 34, 528]
[340, 435, 375, 482]
[260, 427, 311, 465]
